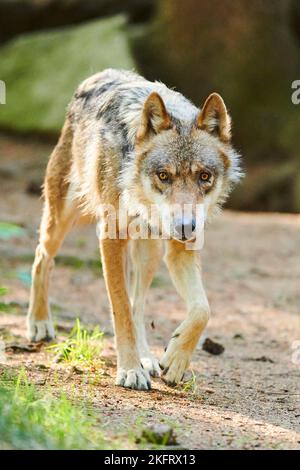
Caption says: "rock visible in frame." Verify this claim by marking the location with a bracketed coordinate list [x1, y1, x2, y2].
[136, 423, 178, 446]
[0, 15, 136, 134]
[5, 342, 43, 353]
[254, 356, 275, 364]
[233, 333, 244, 340]
[202, 338, 225, 355]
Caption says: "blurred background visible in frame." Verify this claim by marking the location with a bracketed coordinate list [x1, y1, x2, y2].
[0, 0, 300, 212]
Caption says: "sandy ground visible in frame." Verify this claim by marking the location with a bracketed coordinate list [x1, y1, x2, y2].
[0, 132, 299, 449]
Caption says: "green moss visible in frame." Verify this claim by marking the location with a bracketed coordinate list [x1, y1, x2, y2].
[0, 15, 135, 133]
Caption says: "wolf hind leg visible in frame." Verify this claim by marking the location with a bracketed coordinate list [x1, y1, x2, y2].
[129, 239, 163, 377]
[27, 198, 79, 341]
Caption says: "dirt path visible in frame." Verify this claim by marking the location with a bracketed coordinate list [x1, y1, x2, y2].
[0, 132, 299, 449]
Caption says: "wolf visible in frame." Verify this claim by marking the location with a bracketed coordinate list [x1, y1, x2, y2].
[27, 69, 241, 390]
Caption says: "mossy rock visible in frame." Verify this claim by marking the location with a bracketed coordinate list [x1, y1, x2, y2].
[0, 15, 136, 134]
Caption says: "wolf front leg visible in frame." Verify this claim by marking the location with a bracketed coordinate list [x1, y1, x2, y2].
[99, 238, 151, 390]
[160, 240, 210, 386]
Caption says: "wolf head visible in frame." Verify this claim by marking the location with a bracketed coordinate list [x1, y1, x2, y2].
[121, 91, 242, 243]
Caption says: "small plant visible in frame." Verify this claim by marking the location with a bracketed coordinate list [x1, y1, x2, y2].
[0, 286, 13, 313]
[182, 370, 197, 394]
[0, 287, 8, 313]
[48, 319, 104, 365]
[0, 287, 8, 297]
[0, 368, 111, 449]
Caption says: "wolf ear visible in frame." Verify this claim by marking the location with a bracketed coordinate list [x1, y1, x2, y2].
[137, 92, 172, 140]
[197, 93, 231, 142]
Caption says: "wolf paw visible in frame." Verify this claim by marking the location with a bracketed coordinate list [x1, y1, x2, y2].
[159, 346, 191, 387]
[116, 366, 151, 390]
[140, 354, 161, 377]
[27, 317, 55, 342]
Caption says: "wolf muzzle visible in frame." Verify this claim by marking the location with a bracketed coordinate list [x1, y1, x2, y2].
[173, 217, 196, 242]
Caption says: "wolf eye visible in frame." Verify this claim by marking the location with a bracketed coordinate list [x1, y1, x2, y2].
[199, 171, 211, 182]
[158, 171, 169, 182]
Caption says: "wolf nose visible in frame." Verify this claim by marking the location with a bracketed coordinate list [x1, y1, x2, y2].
[174, 219, 196, 241]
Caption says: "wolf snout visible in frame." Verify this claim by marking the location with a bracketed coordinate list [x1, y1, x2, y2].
[173, 218, 196, 242]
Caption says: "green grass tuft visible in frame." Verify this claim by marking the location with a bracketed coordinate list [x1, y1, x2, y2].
[182, 370, 197, 394]
[0, 287, 8, 297]
[0, 368, 112, 449]
[48, 319, 104, 365]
